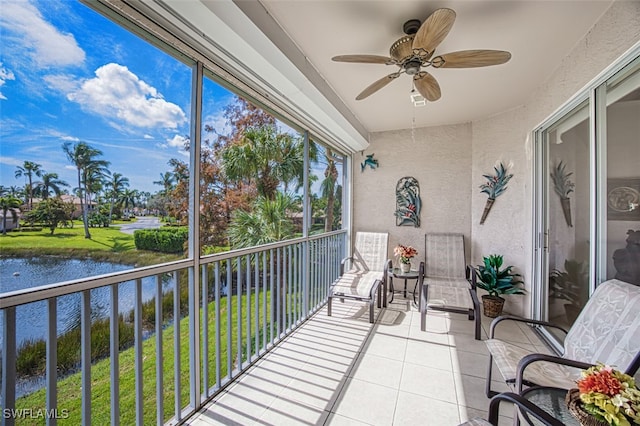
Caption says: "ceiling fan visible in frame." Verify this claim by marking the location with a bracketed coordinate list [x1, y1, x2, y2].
[332, 8, 511, 102]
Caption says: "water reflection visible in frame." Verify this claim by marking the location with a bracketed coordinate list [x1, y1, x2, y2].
[0, 257, 174, 347]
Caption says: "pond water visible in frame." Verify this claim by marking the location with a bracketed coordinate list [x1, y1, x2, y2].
[0, 257, 175, 348]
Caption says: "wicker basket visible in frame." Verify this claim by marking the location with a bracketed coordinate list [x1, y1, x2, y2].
[565, 388, 609, 426]
[481, 295, 505, 318]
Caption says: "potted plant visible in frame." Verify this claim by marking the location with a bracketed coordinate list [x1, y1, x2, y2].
[475, 254, 525, 317]
[549, 259, 588, 323]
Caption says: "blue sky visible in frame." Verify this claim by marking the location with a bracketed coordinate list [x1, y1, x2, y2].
[0, 0, 236, 194]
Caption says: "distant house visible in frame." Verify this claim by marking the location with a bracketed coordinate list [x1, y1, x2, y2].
[59, 195, 97, 219]
[0, 208, 21, 232]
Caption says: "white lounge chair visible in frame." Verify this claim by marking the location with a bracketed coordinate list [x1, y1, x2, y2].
[485, 278, 640, 397]
[420, 233, 481, 340]
[328, 232, 390, 323]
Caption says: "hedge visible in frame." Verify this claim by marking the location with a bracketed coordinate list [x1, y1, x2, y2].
[133, 227, 188, 253]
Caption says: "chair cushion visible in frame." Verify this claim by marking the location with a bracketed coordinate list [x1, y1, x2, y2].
[426, 285, 473, 310]
[485, 339, 582, 389]
[424, 276, 471, 289]
[330, 270, 382, 298]
[563, 279, 640, 381]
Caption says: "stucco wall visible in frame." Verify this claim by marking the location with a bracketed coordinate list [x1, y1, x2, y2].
[351, 1, 640, 317]
[353, 123, 472, 265]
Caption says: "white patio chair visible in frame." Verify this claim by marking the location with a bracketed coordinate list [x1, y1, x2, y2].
[328, 232, 391, 323]
[420, 233, 481, 340]
[485, 278, 640, 397]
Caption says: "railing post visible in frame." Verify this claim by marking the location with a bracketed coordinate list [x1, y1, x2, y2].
[81, 290, 91, 426]
[46, 298, 57, 426]
[2, 307, 16, 426]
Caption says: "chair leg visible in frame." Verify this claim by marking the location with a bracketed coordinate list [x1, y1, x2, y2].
[369, 299, 375, 323]
[420, 283, 428, 331]
[327, 296, 332, 317]
[486, 354, 498, 398]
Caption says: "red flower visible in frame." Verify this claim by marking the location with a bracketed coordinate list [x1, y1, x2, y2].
[577, 368, 622, 397]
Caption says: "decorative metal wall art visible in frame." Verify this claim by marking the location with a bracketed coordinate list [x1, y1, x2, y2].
[550, 160, 575, 227]
[361, 153, 379, 172]
[479, 162, 513, 224]
[607, 178, 640, 221]
[395, 177, 421, 227]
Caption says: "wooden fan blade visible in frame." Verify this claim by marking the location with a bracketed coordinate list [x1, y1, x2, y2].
[414, 72, 441, 101]
[412, 8, 456, 58]
[356, 73, 400, 100]
[332, 55, 394, 64]
[431, 50, 512, 68]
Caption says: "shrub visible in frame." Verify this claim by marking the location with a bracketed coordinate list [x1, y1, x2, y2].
[134, 227, 187, 253]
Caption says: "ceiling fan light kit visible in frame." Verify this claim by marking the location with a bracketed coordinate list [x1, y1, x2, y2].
[332, 8, 512, 102]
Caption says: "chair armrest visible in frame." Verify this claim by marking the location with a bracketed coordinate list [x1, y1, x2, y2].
[340, 257, 353, 275]
[515, 353, 595, 392]
[382, 259, 392, 281]
[466, 265, 477, 289]
[489, 315, 569, 339]
[487, 392, 565, 426]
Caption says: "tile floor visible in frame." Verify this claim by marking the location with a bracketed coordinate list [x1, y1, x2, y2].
[186, 295, 551, 426]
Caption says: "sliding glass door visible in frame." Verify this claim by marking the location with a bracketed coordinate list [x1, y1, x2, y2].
[534, 53, 640, 348]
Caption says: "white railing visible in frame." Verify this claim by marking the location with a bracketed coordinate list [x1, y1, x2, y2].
[0, 230, 346, 426]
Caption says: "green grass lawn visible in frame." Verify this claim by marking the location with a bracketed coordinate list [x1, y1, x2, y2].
[15, 290, 276, 425]
[0, 220, 180, 265]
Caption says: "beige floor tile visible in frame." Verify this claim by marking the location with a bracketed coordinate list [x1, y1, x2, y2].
[404, 339, 453, 372]
[454, 372, 511, 411]
[399, 363, 457, 403]
[459, 406, 514, 426]
[363, 333, 407, 361]
[277, 366, 346, 410]
[349, 352, 403, 389]
[325, 412, 375, 425]
[394, 391, 461, 425]
[257, 397, 330, 426]
[448, 332, 489, 355]
[332, 378, 397, 425]
[407, 326, 450, 344]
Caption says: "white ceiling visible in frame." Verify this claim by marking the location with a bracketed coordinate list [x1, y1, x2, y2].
[237, 0, 613, 134]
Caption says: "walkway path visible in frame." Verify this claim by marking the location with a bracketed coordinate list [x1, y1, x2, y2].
[116, 216, 162, 234]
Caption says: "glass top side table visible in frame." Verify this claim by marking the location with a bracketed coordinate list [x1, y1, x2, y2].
[520, 387, 580, 426]
[390, 268, 420, 303]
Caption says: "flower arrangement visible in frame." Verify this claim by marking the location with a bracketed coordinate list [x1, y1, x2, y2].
[394, 245, 417, 264]
[572, 363, 640, 426]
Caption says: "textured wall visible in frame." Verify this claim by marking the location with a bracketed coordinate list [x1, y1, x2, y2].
[352, 1, 640, 317]
[353, 123, 472, 266]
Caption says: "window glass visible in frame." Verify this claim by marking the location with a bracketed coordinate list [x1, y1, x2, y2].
[309, 139, 344, 234]
[605, 59, 640, 285]
[199, 77, 306, 253]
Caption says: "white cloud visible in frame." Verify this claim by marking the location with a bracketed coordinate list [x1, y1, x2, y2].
[43, 74, 79, 93]
[0, 1, 85, 68]
[0, 63, 16, 100]
[68, 63, 187, 129]
[60, 135, 80, 142]
[143, 134, 153, 140]
[166, 134, 189, 149]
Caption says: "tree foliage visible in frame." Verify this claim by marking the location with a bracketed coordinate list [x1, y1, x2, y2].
[25, 198, 73, 235]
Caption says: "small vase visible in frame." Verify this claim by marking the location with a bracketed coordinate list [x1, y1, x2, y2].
[400, 262, 411, 273]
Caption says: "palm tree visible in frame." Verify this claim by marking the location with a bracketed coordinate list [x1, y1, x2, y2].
[35, 173, 69, 199]
[227, 192, 296, 248]
[62, 141, 110, 239]
[153, 172, 175, 195]
[221, 125, 304, 200]
[0, 195, 22, 235]
[321, 148, 339, 232]
[105, 172, 129, 222]
[118, 189, 138, 217]
[14, 161, 43, 209]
